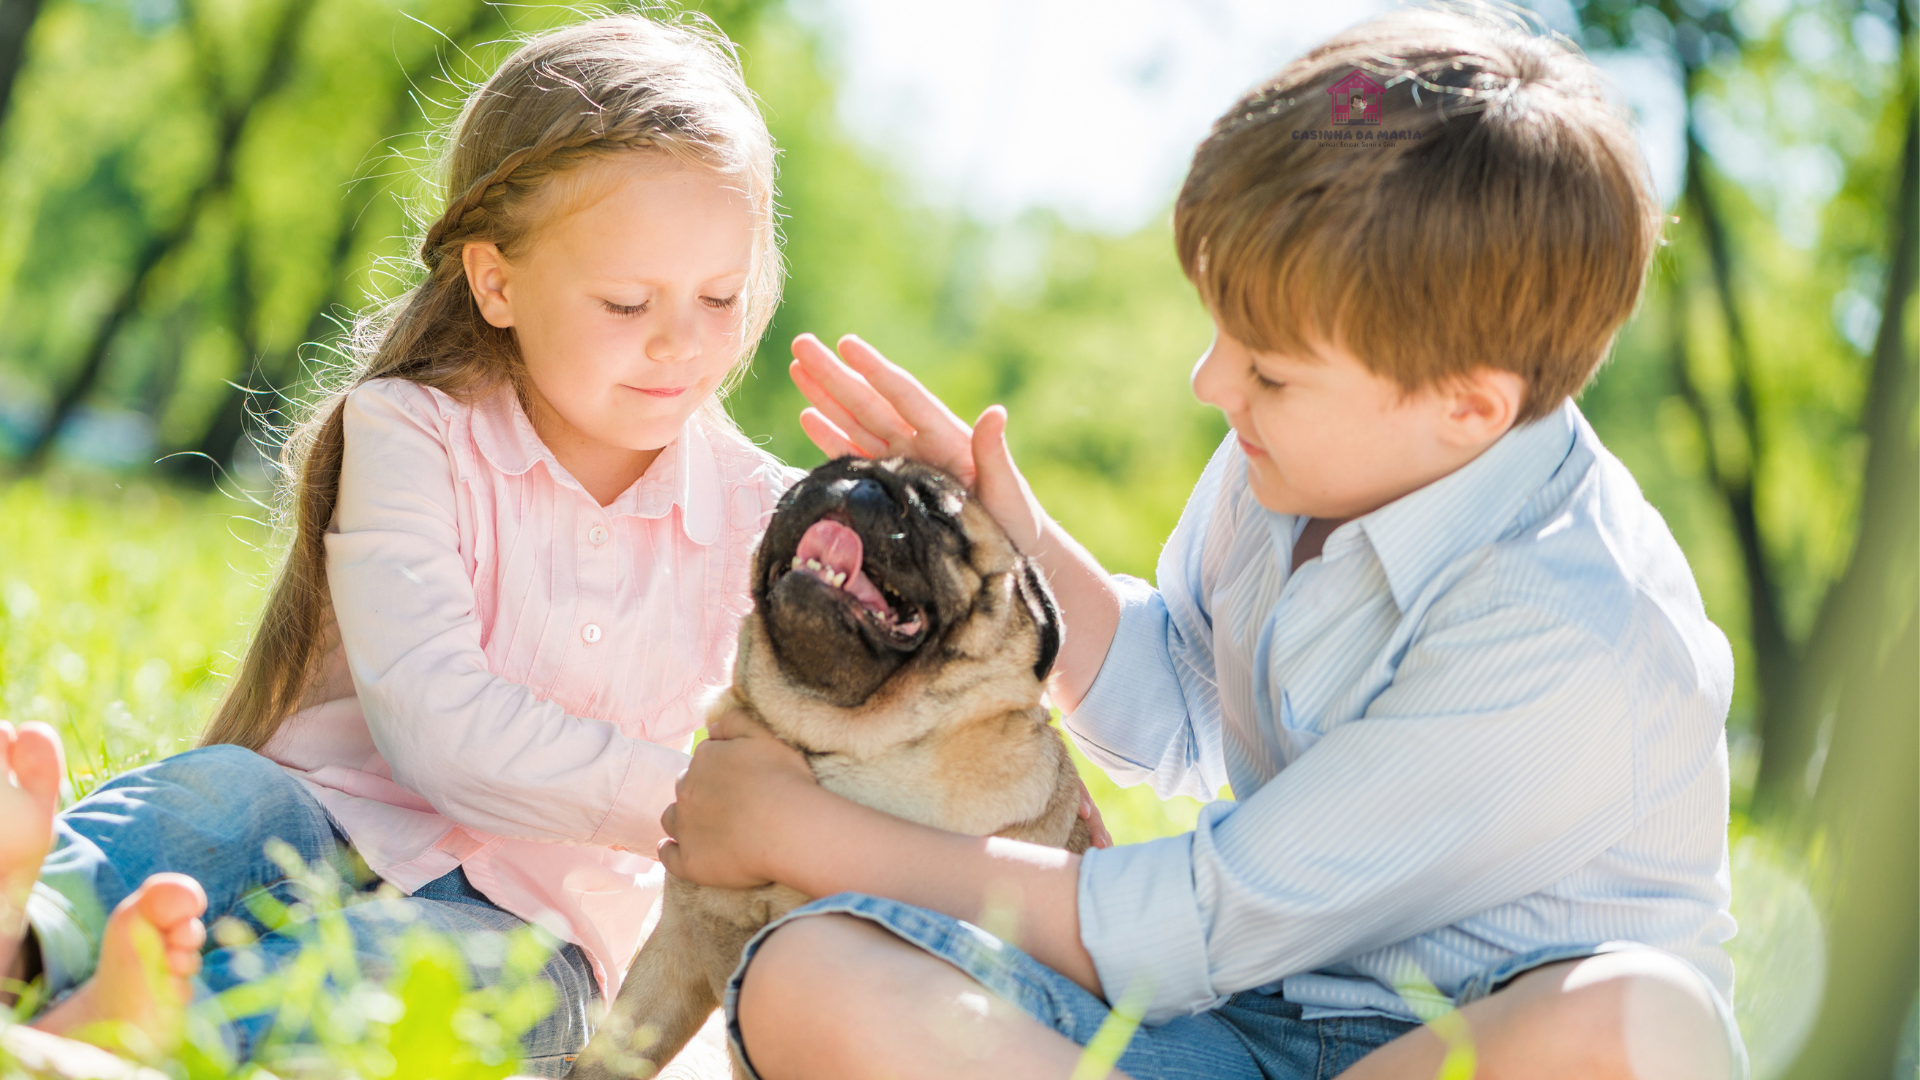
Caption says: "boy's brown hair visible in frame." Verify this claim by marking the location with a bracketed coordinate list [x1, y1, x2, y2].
[1174, 6, 1661, 422]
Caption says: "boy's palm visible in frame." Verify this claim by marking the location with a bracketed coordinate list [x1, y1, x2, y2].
[789, 334, 1045, 551]
[789, 334, 975, 477]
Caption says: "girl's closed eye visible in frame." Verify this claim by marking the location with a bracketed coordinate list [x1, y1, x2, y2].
[1252, 368, 1285, 391]
[702, 293, 740, 310]
[604, 299, 649, 317]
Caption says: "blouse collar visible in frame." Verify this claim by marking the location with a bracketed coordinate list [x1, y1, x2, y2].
[468, 387, 724, 546]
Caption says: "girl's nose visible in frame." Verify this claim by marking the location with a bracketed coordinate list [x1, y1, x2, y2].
[645, 302, 700, 363]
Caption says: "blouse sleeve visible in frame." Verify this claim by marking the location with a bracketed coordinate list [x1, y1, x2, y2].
[324, 381, 684, 851]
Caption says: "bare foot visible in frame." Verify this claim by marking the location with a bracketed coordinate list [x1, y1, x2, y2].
[34, 873, 207, 1059]
[2, 720, 63, 993]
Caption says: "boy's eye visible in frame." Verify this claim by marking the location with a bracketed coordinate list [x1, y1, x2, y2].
[603, 300, 648, 317]
[702, 294, 741, 311]
[1252, 369, 1285, 391]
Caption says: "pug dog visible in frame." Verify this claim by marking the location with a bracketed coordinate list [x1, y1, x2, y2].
[568, 456, 1093, 1080]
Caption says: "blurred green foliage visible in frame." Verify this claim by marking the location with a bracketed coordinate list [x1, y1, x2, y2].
[0, 0, 1913, 1076]
[0, 475, 266, 793]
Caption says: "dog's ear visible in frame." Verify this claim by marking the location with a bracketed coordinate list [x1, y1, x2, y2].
[1015, 557, 1062, 682]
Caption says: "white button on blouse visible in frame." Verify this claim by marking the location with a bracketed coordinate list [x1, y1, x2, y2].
[581, 623, 602, 644]
[588, 525, 610, 546]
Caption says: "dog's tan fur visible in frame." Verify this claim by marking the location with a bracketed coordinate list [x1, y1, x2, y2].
[569, 461, 1090, 1080]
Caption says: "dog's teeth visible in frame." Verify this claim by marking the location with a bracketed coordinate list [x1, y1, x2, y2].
[791, 556, 804, 570]
[806, 559, 823, 571]
[831, 572, 847, 587]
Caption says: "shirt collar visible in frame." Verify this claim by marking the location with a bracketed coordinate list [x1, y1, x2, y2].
[1324, 399, 1579, 611]
[469, 387, 724, 546]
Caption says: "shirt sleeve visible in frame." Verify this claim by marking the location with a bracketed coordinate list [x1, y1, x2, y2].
[1061, 438, 1240, 802]
[325, 381, 687, 851]
[1077, 603, 1642, 1023]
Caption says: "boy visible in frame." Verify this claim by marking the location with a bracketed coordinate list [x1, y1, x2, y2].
[660, 8, 1743, 1079]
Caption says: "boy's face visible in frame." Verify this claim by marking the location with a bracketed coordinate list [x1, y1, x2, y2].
[1190, 329, 1518, 520]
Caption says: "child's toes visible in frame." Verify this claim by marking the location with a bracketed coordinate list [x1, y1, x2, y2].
[8, 721, 66, 806]
[128, 873, 205, 922]
[166, 945, 203, 978]
[167, 916, 206, 950]
[31, 872, 207, 1053]
[115, 873, 207, 982]
[162, 916, 205, 976]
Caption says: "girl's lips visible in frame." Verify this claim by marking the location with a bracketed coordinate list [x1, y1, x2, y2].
[1237, 435, 1268, 458]
[629, 385, 690, 398]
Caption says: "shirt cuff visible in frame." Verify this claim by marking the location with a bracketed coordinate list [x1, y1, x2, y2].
[1077, 827, 1224, 1025]
[588, 738, 689, 852]
[26, 880, 97, 1002]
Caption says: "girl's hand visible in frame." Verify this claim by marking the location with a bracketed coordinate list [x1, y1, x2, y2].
[789, 333, 1047, 553]
[657, 710, 817, 889]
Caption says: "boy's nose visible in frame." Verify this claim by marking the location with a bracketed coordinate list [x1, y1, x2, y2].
[1191, 341, 1244, 414]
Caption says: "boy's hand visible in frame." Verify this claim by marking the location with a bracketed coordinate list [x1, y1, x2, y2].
[790, 333, 1046, 552]
[657, 709, 818, 889]
[1077, 778, 1114, 849]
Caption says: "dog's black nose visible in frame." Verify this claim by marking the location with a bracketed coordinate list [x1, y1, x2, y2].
[845, 477, 894, 518]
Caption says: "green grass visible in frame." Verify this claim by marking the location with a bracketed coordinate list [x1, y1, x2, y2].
[0, 474, 272, 798]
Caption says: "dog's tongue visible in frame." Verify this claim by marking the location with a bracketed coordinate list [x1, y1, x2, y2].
[794, 519, 889, 613]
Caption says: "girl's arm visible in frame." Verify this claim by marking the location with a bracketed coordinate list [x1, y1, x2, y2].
[656, 711, 1105, 997]
[788, 334, 1120, 712]
[326, 379, 686, 850]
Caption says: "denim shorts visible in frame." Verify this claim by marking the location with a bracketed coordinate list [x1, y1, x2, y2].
[722, 893, 1413, 1080]
[723, 893, 1749, 1080]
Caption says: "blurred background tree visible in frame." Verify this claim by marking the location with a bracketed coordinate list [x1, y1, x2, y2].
[0, 0, 1911, 1076]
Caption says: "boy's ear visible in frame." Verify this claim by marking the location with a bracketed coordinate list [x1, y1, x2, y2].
[462, 242, 516, 329]
[1442, 367, 1527, 447]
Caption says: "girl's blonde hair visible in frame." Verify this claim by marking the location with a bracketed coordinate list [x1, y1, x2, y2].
[201, 14, 781, 752]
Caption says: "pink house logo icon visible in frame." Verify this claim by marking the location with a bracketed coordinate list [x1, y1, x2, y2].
[1330, 70, 1384, 125]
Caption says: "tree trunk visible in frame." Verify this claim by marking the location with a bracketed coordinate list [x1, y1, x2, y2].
[171, 0, 505, 482]
[1673, 135, 1805, 783]
[20, 0, 318, 466]
[1778, 607, 1919, 1080]
[1771, 95, 1919, 1080]
[0, 0, 43, 131]
[1755, 109, 1920, 809]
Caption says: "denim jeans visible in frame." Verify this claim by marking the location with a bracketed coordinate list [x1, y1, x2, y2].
[24, 744, 597, 1076]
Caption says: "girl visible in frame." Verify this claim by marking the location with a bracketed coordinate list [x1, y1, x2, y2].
[0, 14, 794, 1073]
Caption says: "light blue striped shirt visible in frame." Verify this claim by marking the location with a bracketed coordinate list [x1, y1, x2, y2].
[1067, 401, 1736, 1025]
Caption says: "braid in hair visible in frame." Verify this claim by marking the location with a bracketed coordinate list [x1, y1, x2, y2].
[201, 14, 782, 751]
[417, 104, 700, 270]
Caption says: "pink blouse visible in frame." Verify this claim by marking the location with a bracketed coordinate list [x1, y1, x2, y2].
[262, 377, 800, 995]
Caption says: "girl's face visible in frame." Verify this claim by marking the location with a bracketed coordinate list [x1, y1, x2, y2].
[465, 155, 757, 463]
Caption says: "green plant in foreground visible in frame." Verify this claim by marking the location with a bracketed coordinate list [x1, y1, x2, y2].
[2, 837, 560, 1080]
[195, 840, 556, 1080]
